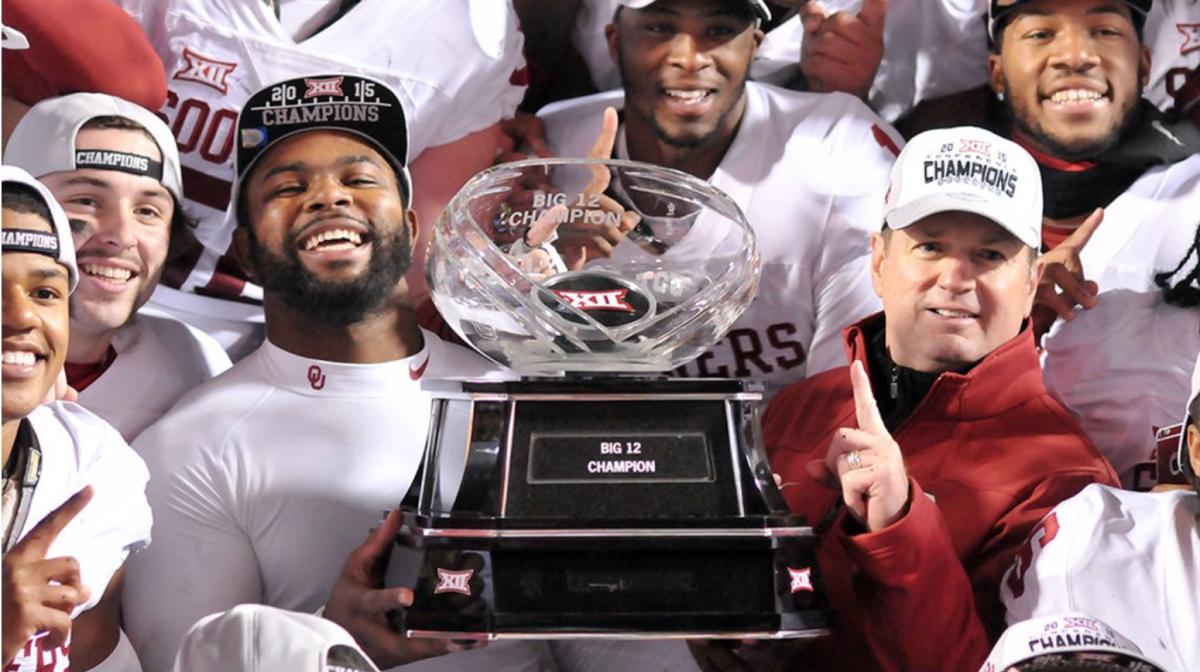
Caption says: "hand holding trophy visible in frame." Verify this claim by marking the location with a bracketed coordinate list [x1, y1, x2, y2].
[387, 111, 829, 641]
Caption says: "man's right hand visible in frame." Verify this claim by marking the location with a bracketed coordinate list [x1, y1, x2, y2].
[1035, 207, 1103, 322]
[2, 487, 92, 665]
[324, 510, 476, 668]
[799, 0, 887, 101]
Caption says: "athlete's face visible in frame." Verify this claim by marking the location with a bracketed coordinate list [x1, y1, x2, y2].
[989, 0, 1149, 161]
[238, 131, 416, 326]
[2, 211, 70, 423]
[871, 212, 1040, 373]
[39, 128, 173, 338]
[610, 0, 762, 149]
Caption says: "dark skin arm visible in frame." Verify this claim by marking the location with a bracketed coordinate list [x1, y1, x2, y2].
[68, 565, 124, 670]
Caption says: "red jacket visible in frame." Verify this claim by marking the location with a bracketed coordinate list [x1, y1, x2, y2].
[763, 314, 1119, 672]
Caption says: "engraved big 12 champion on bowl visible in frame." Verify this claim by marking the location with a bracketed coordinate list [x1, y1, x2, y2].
[386, 158, 829, 640]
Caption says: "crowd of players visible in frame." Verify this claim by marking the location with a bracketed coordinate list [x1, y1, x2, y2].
[1, 0, 1198, 670]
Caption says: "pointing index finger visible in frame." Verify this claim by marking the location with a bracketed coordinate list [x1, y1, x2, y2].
[1063, 207, 1104, 250]
[850, 360, 887, 436]
[12, 486, 93, 559]
[584, 107, 620, 194]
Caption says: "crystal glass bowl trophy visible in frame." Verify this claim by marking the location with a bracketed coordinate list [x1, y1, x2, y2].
[388, 159, 828, 640]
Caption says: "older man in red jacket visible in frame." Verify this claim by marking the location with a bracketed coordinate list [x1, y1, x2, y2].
[741, 127, 1119, 672]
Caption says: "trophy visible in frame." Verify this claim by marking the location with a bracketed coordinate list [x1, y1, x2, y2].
[388, 159, 828, 640]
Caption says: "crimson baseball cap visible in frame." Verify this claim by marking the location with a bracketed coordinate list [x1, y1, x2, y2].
[988, 0, 1151, 41]
[234, 74, 412, 208]
[981, 614, 1167, 672]
[883, 126, 1043, 250]
[1, 166, 79, 293]
[3, 93, 183, 203]
[619, 0, 771, 21]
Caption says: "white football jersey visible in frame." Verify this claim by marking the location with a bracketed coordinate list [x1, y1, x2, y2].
[5, 403, 152, 672]
[114, 0, 526, 312]
[1040, 155, 1200, 488]
[121, 330, 551, 672]
[574, 0, 991, 122]
[1002, 484, 1199, 672]
[1144, 0, 1200, 113]
[1042, 290, 1200, 490]
[539, 83, 901, 397]
[78, 311, 231, 443]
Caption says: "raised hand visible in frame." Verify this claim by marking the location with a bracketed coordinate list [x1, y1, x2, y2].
[799, 0, 888, 101]
[805, 360, 909, 532]
[2, 487, 93, 665]
[1036, 207, 1103, 322]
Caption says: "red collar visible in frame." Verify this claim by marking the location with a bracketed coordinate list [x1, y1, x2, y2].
[64, 345, 118, 392]
[1011, 132, 1097, 172]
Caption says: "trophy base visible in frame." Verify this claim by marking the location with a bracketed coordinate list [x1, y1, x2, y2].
[390, 377, 829, 639]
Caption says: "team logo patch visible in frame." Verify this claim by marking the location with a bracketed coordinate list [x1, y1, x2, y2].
[1178, 23, 1200, 55]
[173, 47, 237, 94]
[787, 566, 813, 593]
[304, 76, 345, 98]
[539, 272, 655, 328]
[434, 568, 474, 596]
[554, 289, 635, 313]
[958, 139, 991, 155]
[307, 365, 326, 391]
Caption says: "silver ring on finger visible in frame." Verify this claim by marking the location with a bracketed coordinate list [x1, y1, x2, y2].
[846, 449, 863, 471]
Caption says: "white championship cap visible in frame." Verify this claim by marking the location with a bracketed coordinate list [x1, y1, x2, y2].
[619, 0, 771, 21]
[3, 92, 183, 202]
[174, 605, 380, 672]
[884, 126, 1042, 250]
[981, 613, 1166, 672]
[2, 165, 79, 293]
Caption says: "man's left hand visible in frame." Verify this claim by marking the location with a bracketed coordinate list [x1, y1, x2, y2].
[805, 360, 909, 532]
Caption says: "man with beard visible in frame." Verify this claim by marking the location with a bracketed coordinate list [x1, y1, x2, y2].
[537, 0, 902, 398]
[1000, 353, 1200, 671]
[121, 75, 555, 672]
[986, 0, 1200, 488]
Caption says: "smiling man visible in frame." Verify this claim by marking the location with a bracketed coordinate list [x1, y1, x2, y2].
[3, 93, 231, 442]
[751, 128, 1119, 672]
[2, 166, 151, 672]
[986, 0, 1200, 489]
[120, 74, 553, 672]
[538, 0, 902, 398]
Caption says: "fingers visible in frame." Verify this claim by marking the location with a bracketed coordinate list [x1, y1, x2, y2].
[344, 510, 401, 583]
[526, 204, 568, 246]
[1062, 207, 1103, 250]
[849, 360, 886, 435]
[857, 0, 888, 29]
[28, 606, 74, 651]
[10, 487, 92, 560]
[1046, 264, 1098, 310]
[587, 107, 619, 162]
[583, 107, 620, 195]
[354, 586, 414, 617]
[800, 1, 828, 34]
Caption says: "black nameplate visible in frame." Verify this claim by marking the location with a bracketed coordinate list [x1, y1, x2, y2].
[527, 433, 713, 484]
